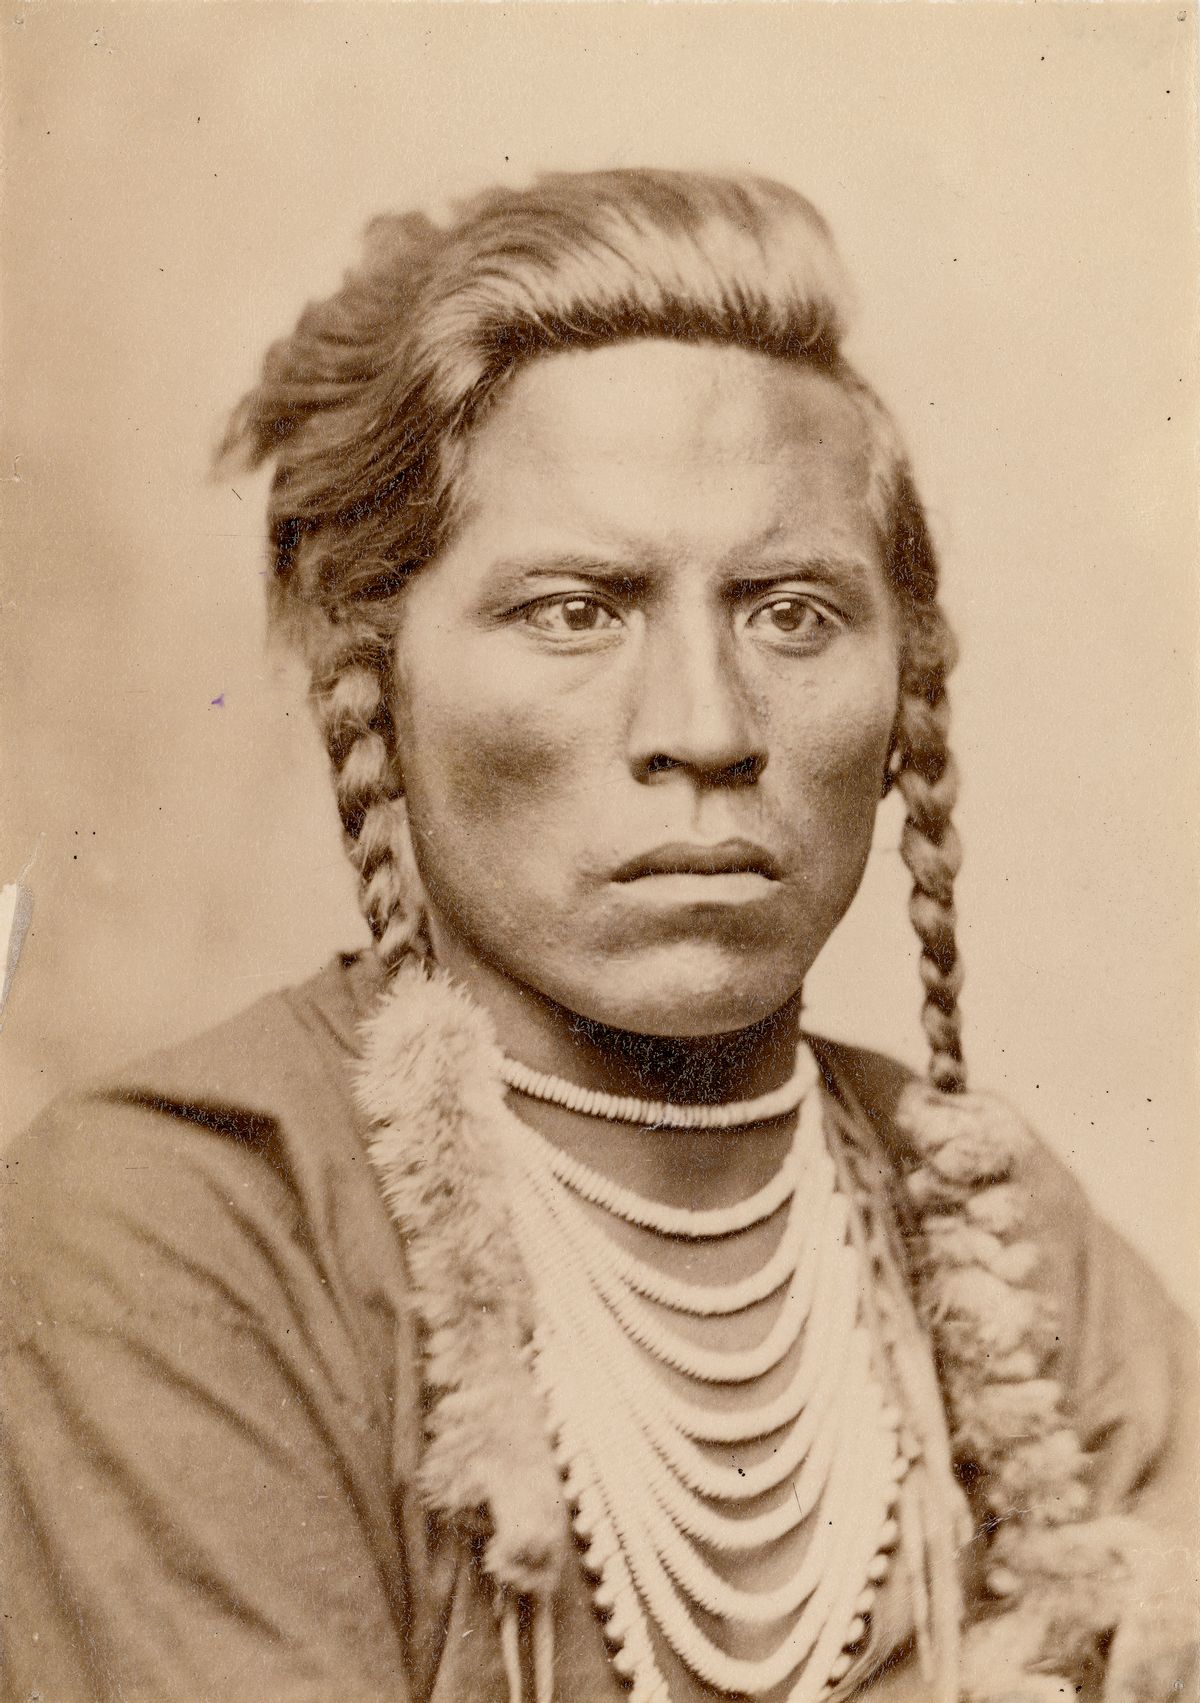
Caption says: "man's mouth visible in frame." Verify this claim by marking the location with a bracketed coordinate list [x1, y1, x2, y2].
[612, 840, 783, 882]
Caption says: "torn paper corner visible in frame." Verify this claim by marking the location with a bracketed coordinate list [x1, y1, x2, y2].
[0, 882, 34, 1018]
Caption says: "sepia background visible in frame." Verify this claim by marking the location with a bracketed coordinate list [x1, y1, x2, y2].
[3, 2, 1197, 1312]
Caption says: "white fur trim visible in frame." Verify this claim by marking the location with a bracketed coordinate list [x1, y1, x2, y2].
[357, 964, 568, 1599]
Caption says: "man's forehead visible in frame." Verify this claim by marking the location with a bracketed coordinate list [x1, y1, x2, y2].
[477, 338, 865, 455]
[455, 341, 875, 540]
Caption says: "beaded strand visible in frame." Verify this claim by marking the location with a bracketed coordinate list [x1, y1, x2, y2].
[507, 1112, 808, 1240]
[498, 1041, 818, 1132]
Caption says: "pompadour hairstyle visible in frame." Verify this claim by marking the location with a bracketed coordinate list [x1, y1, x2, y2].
[221, 168, 966, 1092]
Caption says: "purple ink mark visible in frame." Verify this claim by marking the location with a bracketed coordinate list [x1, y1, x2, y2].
[210, 693, 225, 708]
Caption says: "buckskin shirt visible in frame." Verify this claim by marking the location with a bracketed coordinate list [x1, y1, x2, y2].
[2, 954, 1195, 1702]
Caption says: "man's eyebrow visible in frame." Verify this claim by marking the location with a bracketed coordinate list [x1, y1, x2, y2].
[726, 553, 876, 590]
[488, 554, 650, 586]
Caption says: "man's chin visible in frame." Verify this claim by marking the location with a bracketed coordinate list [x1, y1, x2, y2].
[555, 948, 805, 1040]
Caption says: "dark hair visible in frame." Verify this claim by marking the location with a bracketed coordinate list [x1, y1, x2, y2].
[222, 168, 966, 1091]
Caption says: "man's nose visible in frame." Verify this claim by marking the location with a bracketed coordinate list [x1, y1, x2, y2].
[626, 608, 767, 787]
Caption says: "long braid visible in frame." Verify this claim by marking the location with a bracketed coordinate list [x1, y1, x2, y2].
[312, 631, 427, 972]
[842, 383, 968, 1098]
[894, 609, 966, 1094]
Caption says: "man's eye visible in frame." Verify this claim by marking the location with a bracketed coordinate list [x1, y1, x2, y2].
[746, 595, 833, 642]
[524, 594, 622, 636]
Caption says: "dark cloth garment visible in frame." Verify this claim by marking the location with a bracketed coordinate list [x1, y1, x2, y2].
[2, 955, 1195, 1703]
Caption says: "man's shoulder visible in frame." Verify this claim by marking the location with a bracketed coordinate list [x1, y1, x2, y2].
[8, 953, 383, 1211]
[808, 1032, 918, 1156]
[2, 954, 399, 1323]
[102, 950, 379, 1111]
[808, 1035, 1088, 1213]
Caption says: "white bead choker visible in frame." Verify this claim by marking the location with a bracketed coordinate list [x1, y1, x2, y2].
[497, 1041, 817, 1131]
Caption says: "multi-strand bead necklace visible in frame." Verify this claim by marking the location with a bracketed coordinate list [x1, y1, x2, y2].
[498, 1043, 911, 1702]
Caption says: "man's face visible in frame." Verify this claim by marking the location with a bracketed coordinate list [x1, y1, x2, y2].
[392, 339, 900, 1037]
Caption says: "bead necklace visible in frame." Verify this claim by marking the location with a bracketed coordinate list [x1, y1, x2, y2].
[498, 1053, 910, 1702]
[508, 1085, 829, 1315]
[502, 1093, 808, 1241]
[498, 1040, 818, 1132]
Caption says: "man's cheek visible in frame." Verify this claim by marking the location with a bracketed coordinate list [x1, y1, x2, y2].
[776, 710, 892, 819]
[438, 706, 581, 817]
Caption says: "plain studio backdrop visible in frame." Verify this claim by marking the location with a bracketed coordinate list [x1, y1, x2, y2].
[3, 3, 1197, 1313]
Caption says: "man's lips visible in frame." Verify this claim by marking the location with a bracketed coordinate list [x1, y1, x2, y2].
[611, 840, 783, 881]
